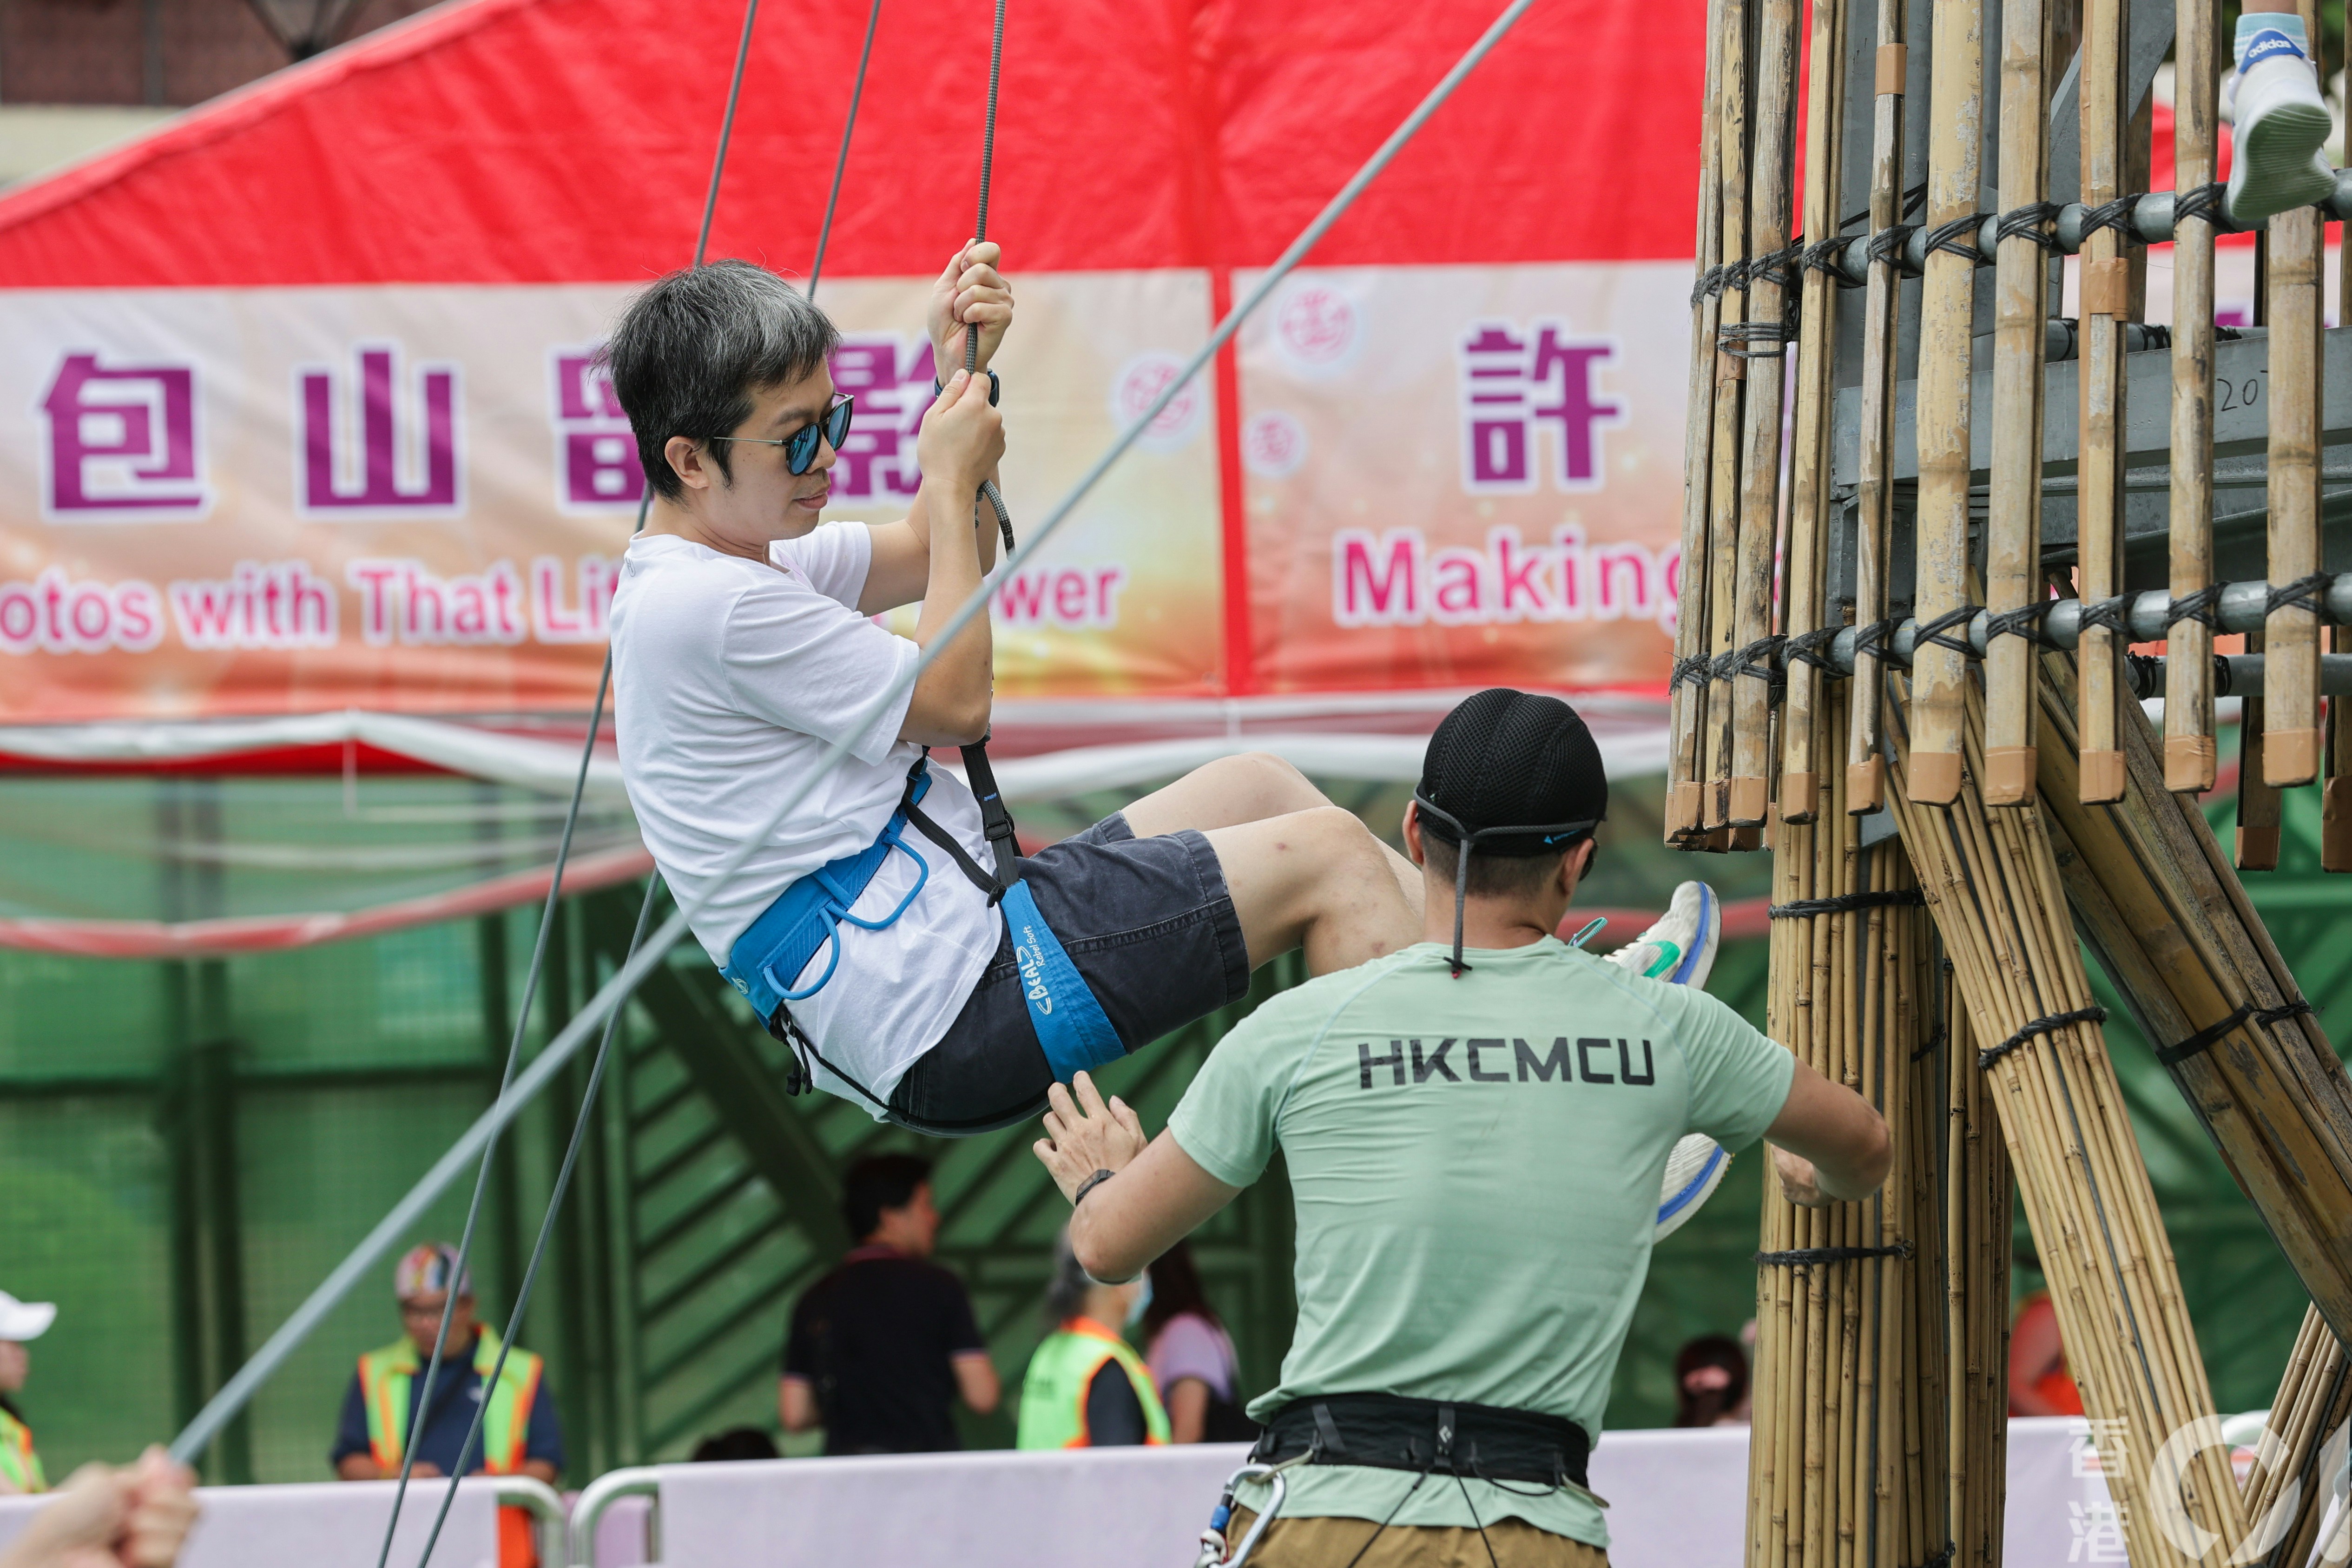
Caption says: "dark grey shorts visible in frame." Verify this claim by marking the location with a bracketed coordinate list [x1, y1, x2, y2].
[886, 813, 1252, 1137]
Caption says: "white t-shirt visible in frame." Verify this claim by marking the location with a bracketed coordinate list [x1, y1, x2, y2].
[609, 526, 1002, 1113]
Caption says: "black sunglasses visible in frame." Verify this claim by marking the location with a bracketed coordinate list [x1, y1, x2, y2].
[709, 394, 854, 475]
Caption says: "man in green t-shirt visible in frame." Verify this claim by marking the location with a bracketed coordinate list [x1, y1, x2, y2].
[1032, 689, 1891, 1568]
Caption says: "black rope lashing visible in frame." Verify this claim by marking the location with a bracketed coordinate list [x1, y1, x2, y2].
[2079, 192, 2144, 245]
[1690, 265, 1730, 307]
[1718, 319, 1799, 359]
[2075, 594, 2133, 637]
[1672, 655, 1712, 690]
[1910, 1024, 1949, 1062]
[1784, 626, 1841, 671]
[1914, 1542, 1958, 1568]
[1979, 1005, 2109, 1069]
[1803, 233, 1865, 286]
[2166, 583, 2224, 630]
[1769, 887, 1927, 919]
[1716, 634, 1782, 682]
[1851, 619, 1899, 661]
[1922, 212, 1989, 264]
[1995, 201, 2061, 249]
[1914, 604, 1982, 659]
[2265, 572, 2332, 618]
[2173, 181, 2247, 236]
[1866, 224, 1920, 276]
[2156, 998, 2316, 1068]
[1757, 1240, 1916, 1267]
[1984, 600, 2061, 649]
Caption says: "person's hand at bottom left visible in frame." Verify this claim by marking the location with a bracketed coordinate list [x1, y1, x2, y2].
[0, 1448, 198, 1568]
[1033, 1072, 1147, 1203]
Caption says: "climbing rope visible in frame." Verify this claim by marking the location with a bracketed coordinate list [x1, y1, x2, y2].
[166, 0, 1545, 1507]
[970, 0, 1016, 551]
[362, 0, 771, 1561]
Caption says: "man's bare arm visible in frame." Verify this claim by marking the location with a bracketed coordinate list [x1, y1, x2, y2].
[1032, 1074, 1241, 1284]
[1766, 1056, 1892, 1205]
[952, 1351, 1001, 1416]
[778, 1375, 820, 1433]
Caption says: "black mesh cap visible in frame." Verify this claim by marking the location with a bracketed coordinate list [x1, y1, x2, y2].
[1416, 688, 1608, 857]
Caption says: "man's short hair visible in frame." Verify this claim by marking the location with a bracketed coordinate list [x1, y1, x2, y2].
[842, 1153, 933, 1240]
[1418, 833, 1574, 899]
[603, 259, 841, 501]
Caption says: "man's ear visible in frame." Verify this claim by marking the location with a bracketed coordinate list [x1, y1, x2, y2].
[1401, 802, 1426, 867]
[664, 435, 714, 493]
[1556, 838, 1595, 893]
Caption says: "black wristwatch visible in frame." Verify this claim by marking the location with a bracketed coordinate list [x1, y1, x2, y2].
[1073, 1168, 1116, 1206]
[934, 369, 1001, 406]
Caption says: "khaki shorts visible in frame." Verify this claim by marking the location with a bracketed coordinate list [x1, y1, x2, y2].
[1225, 1506, 1609, 1568]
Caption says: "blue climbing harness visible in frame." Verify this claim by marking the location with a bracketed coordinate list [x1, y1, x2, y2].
[719, 748, 1123, 1112]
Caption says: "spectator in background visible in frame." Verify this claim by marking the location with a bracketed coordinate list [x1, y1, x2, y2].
[1139, 1241, 1254, 1443]
[780, 1155, 1000, 1454]
[0, 1291, 56, 1495]
[331, 1245, 563, 1568]
[688, 1428, 779, 1463]
[1672, 1335, 1749, 1428]
[0, 1448, 196, 1568]
[2009, 1284, 2083, 1417]
[1015, 1228, 1167, 1449]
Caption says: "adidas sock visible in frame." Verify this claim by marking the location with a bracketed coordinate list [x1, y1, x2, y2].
[2235, 11, 2309, 72]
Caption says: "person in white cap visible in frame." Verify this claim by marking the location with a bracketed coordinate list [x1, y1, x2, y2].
[0, 1291, 57, 1495]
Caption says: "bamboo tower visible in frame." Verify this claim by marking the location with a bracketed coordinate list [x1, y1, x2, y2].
[1677, 0, 2352, 1548]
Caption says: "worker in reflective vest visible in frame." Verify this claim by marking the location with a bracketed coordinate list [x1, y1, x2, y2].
[332, 1245, 563, 1568]
[1015, 1230, 1168, 1449]
[0, 1290, 56, 1495]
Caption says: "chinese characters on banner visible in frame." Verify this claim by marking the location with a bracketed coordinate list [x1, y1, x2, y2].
[0, 265, 1684, 722]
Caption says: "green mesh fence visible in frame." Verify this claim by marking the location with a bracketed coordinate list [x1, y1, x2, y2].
[0, 763, 2339, 1484]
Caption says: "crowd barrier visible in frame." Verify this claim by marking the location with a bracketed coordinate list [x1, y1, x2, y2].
[0, 1419, 2236, 1566]
[0, 1475, 559, 1568]
[571, 1416, 2128, 1567]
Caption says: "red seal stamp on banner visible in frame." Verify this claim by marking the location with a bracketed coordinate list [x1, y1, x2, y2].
[1111, 353, 1205, 448]
[1274, 283, 1357, 371]
[1243, 411, 1307, 478]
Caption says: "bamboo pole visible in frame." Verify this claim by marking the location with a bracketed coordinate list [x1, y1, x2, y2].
[1776, 0, 1847, 826]
[1731, 0, 1804, 829]
[1844, 0, 1910, 816]
[2240, 1305, 2352, 1568]
[2241, 630, 2285, 870]
[2031, 654, 2352, 1344]
[1703, 0, 1755, 834]
[2074, 0, 2128, 805]
[2162, 0, 2221, 795]
[2263, 0, 2326, 790]
[1884, 675, 2251, 1565]
[1669, 0, 1733, 844]
[2327, 623, 2352, 871]
[1904, 0, 1985, 806]
[1981, 0, 2055, 808]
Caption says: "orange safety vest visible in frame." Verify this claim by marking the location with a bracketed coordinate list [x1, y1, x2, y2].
[357, 1329, 546, 1568]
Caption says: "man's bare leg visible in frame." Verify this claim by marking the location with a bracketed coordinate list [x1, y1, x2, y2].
[1116, 752, 1423, 974]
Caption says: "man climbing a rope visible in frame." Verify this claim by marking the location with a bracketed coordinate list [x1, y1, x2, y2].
[1032, 689, 1891, 1568]
[605, 256, 1720, 1139]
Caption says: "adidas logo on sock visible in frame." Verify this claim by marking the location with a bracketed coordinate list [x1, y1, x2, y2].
[2243, 28, 2308, 69]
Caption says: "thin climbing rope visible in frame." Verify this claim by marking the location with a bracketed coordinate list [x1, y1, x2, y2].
[361, 2, 771, 1561]
[969, 0, 1016, 551]
[166, 0, 1545, 1485]
[809, 0, 884, 297]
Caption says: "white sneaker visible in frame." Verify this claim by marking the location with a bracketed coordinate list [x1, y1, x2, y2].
[1657, 1133, 1732, 1240]
[1607, 881, 1731, 1238]
[2227, 29, 2338, 225]
[1609, 880, 1722, 990]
